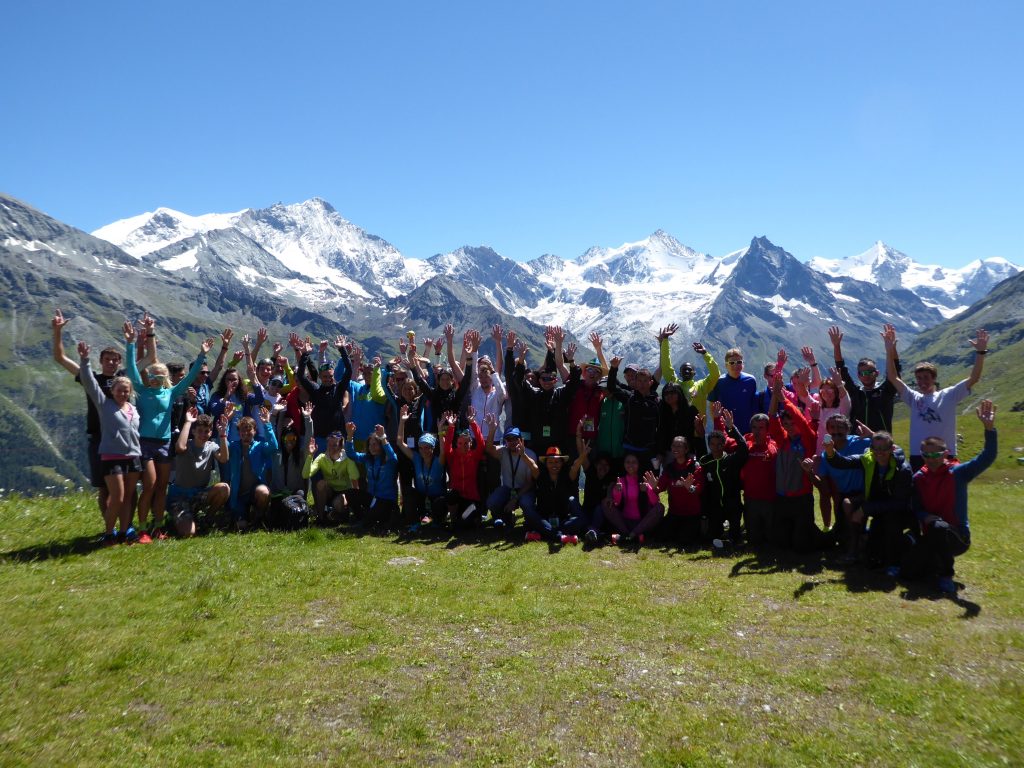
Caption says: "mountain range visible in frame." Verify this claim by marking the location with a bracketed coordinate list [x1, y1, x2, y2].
[1, 192, 1021, 492]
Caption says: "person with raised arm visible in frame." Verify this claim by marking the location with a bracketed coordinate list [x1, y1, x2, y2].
[483, 422, 537, 532]
[697, 404, 749, 552]
[606, 354, 659, 472]
[225, 406, 278, 530]
[396, 403, 446, 529]
[526, 445, 585, 545]
[295, 334, 350, 452]
[124, 318, 213, 542]
[345, 421, 399, 531]
[605, 459, 664, 546]
[76, 340, 141, 545]
[903, 400, 998, 593]
[657, 436, 704, 550]
[828, 325, 902, 433]
[767, 373, 819, 552]
[659, 324, 720, 419]
[167, 407, 230, 537]
[52, 308, 124, 518]
[882, 323, 989, 471]
[441, 410, 488, 528]
[303, 428, 360, 525]
[823, 427, 912, 574]
[513, 325, 582, 457]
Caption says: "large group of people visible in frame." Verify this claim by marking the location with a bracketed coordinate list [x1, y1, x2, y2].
[52, 309, 997, 594]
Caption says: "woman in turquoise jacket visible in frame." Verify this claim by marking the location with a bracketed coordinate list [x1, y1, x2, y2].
[125, 320, 212, 541]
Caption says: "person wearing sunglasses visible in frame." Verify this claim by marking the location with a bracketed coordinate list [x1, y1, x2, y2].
[828, 325, 902, 434]
[903, 400, 998, 593]
[882, 324, 990, 471]
[823, 427, 912, 573]
[709, 347, 758, 442]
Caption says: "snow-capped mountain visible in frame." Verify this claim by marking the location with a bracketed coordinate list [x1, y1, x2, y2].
[94, 198, 426, 300]
[809, 241, 1021, 317]
[90, 198, 1021, 367]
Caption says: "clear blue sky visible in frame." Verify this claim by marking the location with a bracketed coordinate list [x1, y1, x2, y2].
[3, 1, 1022, 267]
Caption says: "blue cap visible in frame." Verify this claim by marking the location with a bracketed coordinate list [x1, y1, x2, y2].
[418, 433, 437, 448]
[503, 427, 522, 440]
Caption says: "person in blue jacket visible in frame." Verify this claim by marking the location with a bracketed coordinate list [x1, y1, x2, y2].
[346, 421, 400, 531]
[226, 407, 279, 530]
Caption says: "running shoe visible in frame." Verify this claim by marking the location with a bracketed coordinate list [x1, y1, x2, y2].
[584, 529, 599, 545]
[560, 534, 579, 545]
[525, 531, 543, 542]
[152, 527, 168, 541]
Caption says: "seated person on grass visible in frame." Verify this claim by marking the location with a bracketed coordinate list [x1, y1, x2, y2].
[527, 446, 585, 545]
[303, 430, 360, 524]
[902, 400, 998, 594]
[575, 421, 615, 546]
[226, 409, 278, 530]
[484, 425, 537, 532]
[605, 455, 664, 546]
[167, 407, 230, 537]
[345, 422, 400, 531]
[824, 429, 912, 574]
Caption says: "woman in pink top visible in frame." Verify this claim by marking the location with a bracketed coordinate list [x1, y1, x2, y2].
[798, 367, 850, 530]
[605, 453, 664, 545]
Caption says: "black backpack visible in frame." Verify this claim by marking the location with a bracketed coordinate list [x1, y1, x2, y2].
[268, 493, 310, 530]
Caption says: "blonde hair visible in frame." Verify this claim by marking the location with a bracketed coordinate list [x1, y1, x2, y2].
[146, 363, 171, 389]
[110, 375, 135, 401]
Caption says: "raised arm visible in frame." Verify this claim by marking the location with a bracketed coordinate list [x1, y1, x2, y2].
[51, 309, 80, 375]
[395, 405, 415, 460]
[589, 331, 609, 376]
[965, 329, 989, 390]
[209, 328, 233, 382]
[491, 325, 505, 377]
[881, 324, 907, 396]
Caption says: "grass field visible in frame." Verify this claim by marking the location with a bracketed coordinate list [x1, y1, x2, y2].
[1, 471, 1022, 767]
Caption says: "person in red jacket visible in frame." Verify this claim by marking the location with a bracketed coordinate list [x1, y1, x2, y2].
[903, 400, 998, 593]
[657, 436, 703, 549]
[442, 409, 487, 528]
[742, 413, 778, 551]
[767, 375, 819, 552]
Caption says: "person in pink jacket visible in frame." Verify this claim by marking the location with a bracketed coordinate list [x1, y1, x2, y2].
[604, 454, 664, 546]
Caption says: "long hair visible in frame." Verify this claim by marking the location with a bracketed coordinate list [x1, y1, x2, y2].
[214, 369, 251, 399]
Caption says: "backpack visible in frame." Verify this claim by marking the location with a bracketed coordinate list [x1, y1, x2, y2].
[268, 493, 310, 530]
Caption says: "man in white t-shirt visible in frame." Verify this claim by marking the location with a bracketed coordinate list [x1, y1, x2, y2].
[882, 323, 989, 471]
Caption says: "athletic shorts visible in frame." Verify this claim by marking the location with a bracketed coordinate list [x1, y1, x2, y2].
[103, 457, 142, 476]
[140, 437, 173, 465]
[87, 433, 104, 488]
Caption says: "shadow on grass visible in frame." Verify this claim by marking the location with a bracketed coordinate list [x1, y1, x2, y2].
[899, 581, 982, 619]
[1, 534, 107, 562]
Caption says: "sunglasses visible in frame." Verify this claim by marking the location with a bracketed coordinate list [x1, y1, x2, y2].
[858, 369, 877, 376]
[921, 450, 945, 459]
[727, 360, 743, 366]
[540, 375, 557, 382]
[328, 431, 345, 440]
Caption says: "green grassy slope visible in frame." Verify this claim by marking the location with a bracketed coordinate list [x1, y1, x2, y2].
[1, 490, 1021, 767]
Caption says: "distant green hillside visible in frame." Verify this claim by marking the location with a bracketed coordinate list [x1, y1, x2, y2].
[902, 269, 1024, 410]
[0, 389, 85, 492]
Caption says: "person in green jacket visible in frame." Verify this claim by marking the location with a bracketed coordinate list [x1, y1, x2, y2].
[658, 324, 720, 418]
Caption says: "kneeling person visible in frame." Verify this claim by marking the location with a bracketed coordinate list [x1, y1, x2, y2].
[304, 431, 360, 523]
[168, 408, 230, 537]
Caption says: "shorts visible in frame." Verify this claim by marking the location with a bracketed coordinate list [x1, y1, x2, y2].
[87, 433, 104, 488]
[103, 457, 142, 476]
[140, 437, 173, 465]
